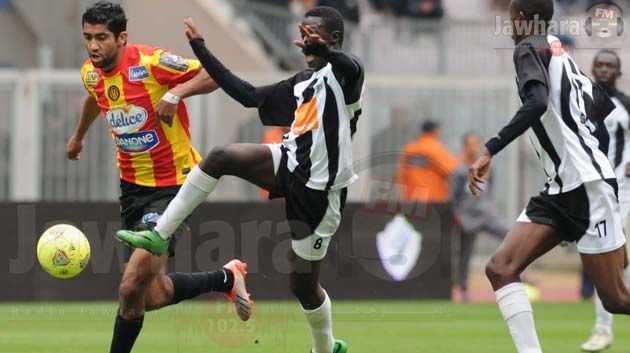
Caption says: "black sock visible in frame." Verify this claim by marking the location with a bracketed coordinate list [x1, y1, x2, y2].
[109, 313, 144, 353]
[167, 269, 234, 304]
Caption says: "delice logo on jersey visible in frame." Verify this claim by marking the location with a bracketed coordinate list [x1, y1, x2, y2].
[115, 130, 160, 154]
[106, 105, 149, 134]
[129, 65, 149, 81]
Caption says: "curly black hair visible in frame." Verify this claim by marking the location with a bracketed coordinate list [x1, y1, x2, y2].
[82, 1, 127, 37]
[305, 6, 345, 46]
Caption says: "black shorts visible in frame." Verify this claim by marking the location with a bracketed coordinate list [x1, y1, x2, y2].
[267, 144, 347, 260]
[119, 180, 188, 257]
[517, 179, 625, 254]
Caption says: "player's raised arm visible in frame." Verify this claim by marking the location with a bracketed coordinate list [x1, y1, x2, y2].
[185, 18, 259, 108]
[66, 95, 101, 160]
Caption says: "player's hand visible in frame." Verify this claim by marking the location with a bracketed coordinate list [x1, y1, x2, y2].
[66, 135, 84, 160]
[469, 150, 492, 196]
[155, 98, 178, 127]
[184, 18, 203, 41]
[293, 24, 327, 51]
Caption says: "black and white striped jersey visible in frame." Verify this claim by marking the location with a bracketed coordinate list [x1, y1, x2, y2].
[604, 91, 630, 203]
[604, 92, 630, 174]
[487, 34, 616, 195]
[256, 59, 364, 191]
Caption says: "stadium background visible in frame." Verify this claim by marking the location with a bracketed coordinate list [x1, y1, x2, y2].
[2, 0, 630, 352]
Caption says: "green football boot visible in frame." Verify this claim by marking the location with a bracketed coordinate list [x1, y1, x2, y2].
[115, 229, 169, 255]
[310, 339, 347, 353]
[333, 339, 348, 353]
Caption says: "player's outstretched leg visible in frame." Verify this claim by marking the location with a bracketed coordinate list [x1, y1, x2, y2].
[115, 143, 275, 254]
[289, 250, 346, 353]
[110, 250, 250, 352]
[115, 143, 273, 319]
[485, 222, 561, 353]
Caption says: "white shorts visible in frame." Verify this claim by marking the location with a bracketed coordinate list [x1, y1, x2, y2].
[266, 143, 346, 261]
[517, 179, 626, 254]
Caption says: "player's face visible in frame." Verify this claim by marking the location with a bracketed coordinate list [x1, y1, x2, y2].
[592, 53, 621, 88]
[299, 17, 339, 69]
[82, 23, 127, 71]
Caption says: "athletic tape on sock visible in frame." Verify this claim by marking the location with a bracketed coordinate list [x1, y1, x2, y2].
[496, 282, 533, 321]
[187, 166, 218, 193]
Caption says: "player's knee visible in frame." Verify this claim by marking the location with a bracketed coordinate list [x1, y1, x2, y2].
[485, 256, 518, 283]
[119, 273, 151, 300]
[203, 145, 232, 175]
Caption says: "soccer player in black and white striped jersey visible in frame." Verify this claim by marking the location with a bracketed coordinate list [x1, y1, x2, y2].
[469, 1, 628, 352]
[116, 7, 363, 353]
[581, 49, 630, 352]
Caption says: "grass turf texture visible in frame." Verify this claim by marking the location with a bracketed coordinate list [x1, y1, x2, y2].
[2, 300, 629, 353]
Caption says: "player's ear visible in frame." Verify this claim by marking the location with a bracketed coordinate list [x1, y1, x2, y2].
[331, 30, 342, 47]
[117, 31, 128, 46]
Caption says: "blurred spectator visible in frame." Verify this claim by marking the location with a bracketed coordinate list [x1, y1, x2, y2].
[369, 0, 443, 18]
[397, 120, 458, 203]
[491, 0, 510, 13]
[449, 132, 510, 301]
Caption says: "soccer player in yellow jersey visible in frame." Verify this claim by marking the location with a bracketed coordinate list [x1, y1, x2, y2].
[66, 2, 251, 352]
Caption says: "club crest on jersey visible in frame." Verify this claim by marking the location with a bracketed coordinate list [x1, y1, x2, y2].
[159, 52, 189, 72]
[129, 65, 149, 81]
[115, 130, 160, 154]
[106, 105, 149, 134]
[85, 71, 99, 86]
[108, 86, 121, 101]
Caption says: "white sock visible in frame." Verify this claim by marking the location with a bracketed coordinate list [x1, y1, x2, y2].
[302, 290, 334, 353]
[496, 282, 543, 353]
[154, 166, 218, 240]
[594, 291, 613, 333]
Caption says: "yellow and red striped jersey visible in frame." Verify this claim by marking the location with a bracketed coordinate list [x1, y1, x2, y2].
[81, 44, 203, 187]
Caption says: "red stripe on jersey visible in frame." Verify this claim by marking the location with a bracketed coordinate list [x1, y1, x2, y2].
[177, 102, 192, 139]
[178, 102, 199, 164]
[123, 82, 178, 187]
[151, 65, 199, 87]
[93, 76, 136, 183]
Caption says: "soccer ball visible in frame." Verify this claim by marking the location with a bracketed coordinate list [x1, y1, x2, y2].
[36, 224, 91, 279]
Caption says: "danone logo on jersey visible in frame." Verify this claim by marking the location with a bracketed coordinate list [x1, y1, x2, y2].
[106, 105, 149, 134]
[115, 130, 160, 154]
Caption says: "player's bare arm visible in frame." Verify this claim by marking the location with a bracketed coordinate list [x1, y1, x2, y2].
[66, 95, 101, 160]
[155, 69, 218, 126]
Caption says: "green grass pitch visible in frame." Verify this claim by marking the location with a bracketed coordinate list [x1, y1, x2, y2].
[2, 300, 629, 352]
